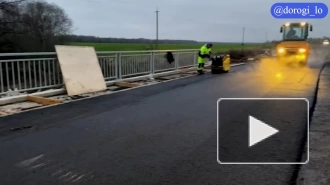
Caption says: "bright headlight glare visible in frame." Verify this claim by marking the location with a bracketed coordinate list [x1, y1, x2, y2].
[278, 48, 284, 52]
[299, 48, 306, 52]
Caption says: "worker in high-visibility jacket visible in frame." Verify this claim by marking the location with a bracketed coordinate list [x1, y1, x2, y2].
[197, 43, 213, 74]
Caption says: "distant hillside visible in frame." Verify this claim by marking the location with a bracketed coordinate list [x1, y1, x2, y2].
[65, 35, 199, 44]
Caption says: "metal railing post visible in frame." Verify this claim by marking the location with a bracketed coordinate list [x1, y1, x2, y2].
[115, 53, 118, 79]
[117, 52, 122, 79]
[0, 64, 3, 93]
[194, 51, 198, 66]
[175, 51, 179, 70]
[150, 51, 155, 74]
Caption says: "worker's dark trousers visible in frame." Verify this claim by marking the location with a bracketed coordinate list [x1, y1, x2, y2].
[197, 62, 205, 74]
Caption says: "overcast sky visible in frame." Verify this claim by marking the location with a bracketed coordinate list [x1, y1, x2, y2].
[45, 0, 329, 42]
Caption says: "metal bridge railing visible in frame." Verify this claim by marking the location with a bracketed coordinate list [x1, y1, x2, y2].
[0, 49, 198, 96]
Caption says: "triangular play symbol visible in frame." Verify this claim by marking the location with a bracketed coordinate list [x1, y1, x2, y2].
[249, 115, 279, 147]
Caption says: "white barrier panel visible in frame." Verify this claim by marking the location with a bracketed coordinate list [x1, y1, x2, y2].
[55, 45, 107, 96]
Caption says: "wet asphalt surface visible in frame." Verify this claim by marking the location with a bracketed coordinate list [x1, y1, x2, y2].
[0, 56, 325, 185]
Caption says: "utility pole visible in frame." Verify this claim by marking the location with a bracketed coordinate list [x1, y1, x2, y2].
[155, 8, 159, 49]
[241, 27, 245, 54]
[266, 32, 268, 43]
[241, 27, 245, 45]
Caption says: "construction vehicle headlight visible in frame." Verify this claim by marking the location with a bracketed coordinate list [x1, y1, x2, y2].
[299, 48, 306, 53]
[276, 73, 282, 78]
[278, 48, 284, 53]
[300, 22, 306, 26]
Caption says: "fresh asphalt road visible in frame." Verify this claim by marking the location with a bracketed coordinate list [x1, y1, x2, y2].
[0, 57, 325, 185]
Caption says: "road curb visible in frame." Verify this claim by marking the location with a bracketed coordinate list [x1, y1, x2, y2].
[296, 61, 330, 185]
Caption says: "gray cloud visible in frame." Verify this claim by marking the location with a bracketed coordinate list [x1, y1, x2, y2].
[45, 0, 329, 42]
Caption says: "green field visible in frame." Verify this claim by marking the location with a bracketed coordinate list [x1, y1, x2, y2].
[71, 42, 274, 52]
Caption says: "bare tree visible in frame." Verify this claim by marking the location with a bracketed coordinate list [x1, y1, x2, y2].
[19, 0, 73, 51]
[0, 0, 73, 52]
[0, 0, 25, 37]
[0, 0, 24, 14]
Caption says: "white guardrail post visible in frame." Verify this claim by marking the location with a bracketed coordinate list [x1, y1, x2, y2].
[193, 51, 197, 66]
[150, 51, 155, 75]
[115, 52, 118, 79]
[117, 52, 122, 79]
[175, 51, 179, 70]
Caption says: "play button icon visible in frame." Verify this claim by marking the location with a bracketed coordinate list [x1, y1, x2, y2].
[217, 98, 309, 164]
[249, 116, 279, 147]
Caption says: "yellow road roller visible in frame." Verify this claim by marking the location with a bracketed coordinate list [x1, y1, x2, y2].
[276, 22, 313, 66]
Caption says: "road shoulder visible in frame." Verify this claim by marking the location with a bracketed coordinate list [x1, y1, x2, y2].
[297, 61, 330, 185]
